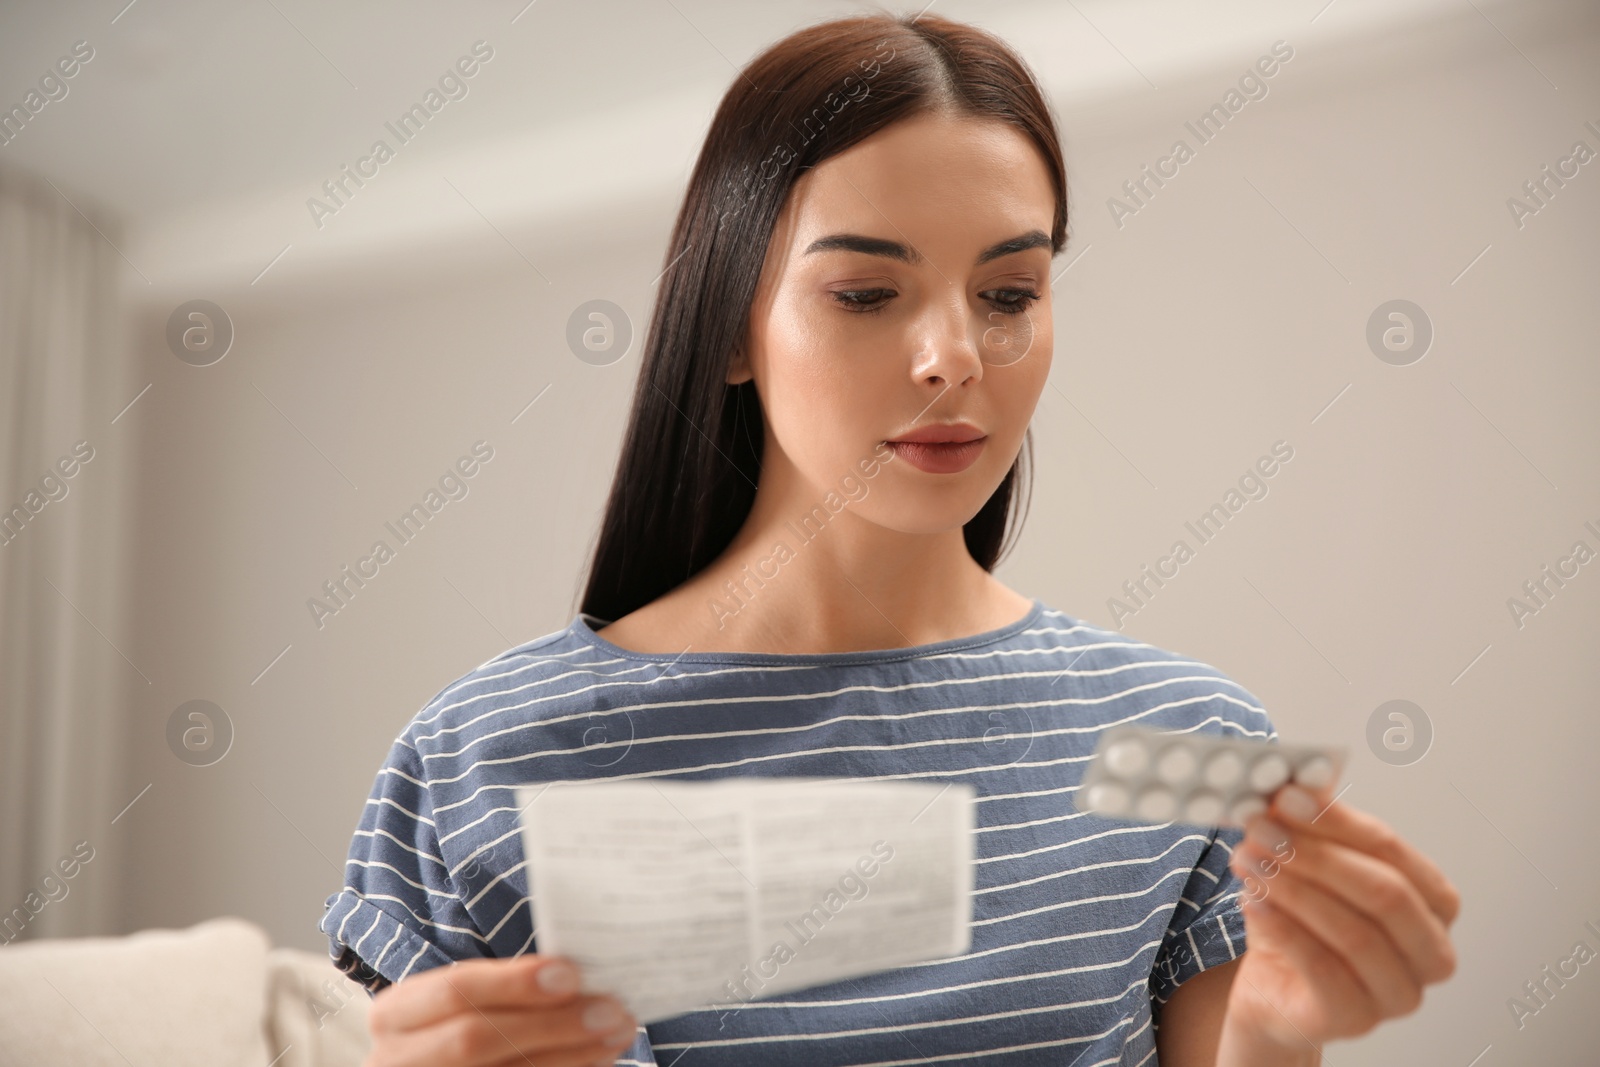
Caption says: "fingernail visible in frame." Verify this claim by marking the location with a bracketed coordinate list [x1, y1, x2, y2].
[536, 960, 578, 995]
[1277, 785, 1318, 823]
[584, 999, 624, 1032]
[1246, 816, 1290, 852]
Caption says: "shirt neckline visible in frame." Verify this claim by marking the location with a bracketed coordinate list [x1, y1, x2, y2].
[570, 598, 1048, 667]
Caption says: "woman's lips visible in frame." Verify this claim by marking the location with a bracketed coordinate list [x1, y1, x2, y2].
[886, 437, 987, 474]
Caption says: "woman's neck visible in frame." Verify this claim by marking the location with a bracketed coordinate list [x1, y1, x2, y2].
[596, 511, 1030, 656]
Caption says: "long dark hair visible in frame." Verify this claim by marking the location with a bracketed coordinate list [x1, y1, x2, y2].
[578, 12, 1069, 624]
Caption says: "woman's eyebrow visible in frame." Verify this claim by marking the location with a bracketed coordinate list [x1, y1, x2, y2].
[802, 229, 1050, 266]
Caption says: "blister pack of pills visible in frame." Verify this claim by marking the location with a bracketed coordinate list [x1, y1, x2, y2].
[1073, 725, 1345, 828]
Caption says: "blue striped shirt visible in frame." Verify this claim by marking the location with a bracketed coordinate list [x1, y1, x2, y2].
[321, 599, 1277, 1065]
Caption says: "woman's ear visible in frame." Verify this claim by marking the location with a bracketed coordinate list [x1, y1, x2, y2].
[726, 345, 753, 385]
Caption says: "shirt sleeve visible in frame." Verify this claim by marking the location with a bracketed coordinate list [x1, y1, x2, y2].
[319, 738, 490, 995]
[318, 716, 667, 1066]
[1146, 682, 1280, 1021]
[1147, 822, 1249, 1019]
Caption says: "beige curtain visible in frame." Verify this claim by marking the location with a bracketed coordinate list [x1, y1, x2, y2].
[0, 164, 133, 941]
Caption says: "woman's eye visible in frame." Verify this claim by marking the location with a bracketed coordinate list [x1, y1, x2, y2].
[984, 288, 1041, 315]
[830, 287, 1042, 316]
[831, 289, 894, 314]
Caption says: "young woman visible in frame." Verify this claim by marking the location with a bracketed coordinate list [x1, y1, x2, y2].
[321, 13, 1459, 1066]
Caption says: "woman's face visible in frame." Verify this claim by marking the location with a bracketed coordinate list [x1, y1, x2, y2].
[732, 109, 1057, 536]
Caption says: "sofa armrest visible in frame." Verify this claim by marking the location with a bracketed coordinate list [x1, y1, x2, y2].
[264, 945, 373, 1067]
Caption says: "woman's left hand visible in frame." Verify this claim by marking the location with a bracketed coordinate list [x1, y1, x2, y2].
[1220, 782, 1461, 1059]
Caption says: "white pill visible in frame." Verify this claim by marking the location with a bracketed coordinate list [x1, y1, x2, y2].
[1183, 791, 1226, 825]
[1229, 795, 1267, 825]
[1085, 781, 1131, 816]
[1247, 753, 1290, 793]
[1293, 754, 1335, 790]
[1105, 738, 1149, 778]
[1134, 785, 1178, 822]
[1155, 745, 1198, 784]
[1203, 750, 1244, 789]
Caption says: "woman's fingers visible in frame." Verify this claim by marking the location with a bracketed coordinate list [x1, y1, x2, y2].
[1234, 838, 1423, 1018]
[365, 953, 641, 1067]
[1271, 784, 1462, 927]
[1235, 891, 1373, 1040]
[375, 995, 638, 1067]
[1236, 817, 1457, 987]
[371, 954, 584, 1032]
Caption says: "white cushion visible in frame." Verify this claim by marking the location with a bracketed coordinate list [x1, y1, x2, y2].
[0, 917, 275, 1066]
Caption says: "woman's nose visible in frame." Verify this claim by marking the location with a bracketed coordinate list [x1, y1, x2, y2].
[909, 297, 1039, 382]
[910, 299, 986, 386]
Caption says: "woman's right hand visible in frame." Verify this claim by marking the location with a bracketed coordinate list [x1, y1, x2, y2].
[364, 953, 640, 1067]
